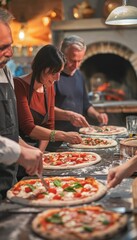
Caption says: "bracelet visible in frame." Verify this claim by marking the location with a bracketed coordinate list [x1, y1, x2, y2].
[49, 130, 56, 142]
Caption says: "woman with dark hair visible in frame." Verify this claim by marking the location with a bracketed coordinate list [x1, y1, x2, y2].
[14, 45, 82, 152]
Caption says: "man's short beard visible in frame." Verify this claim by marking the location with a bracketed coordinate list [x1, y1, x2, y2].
[0, 58, 10, 66]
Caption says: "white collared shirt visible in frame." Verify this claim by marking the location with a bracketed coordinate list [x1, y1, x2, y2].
[0, 136, 21, 165]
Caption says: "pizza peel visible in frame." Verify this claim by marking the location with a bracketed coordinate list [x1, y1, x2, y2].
[132, 177, 137, 230]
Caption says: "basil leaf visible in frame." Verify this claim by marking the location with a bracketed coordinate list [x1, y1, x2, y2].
[26, 184, 35, 191]
[53, 179, 62, 187]
[77, 210, 86, 214]
[83, 225, 93, 232]
[72, 182, 82, 189]
[101, 219, 110, 225]
[63, 186, 76, 192]
[46, 213, 63, 224]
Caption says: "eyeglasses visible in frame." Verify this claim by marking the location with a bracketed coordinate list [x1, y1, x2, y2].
[0, 44, 12, 53]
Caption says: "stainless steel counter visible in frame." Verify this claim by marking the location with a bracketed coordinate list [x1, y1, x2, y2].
[0, 136, 137, 240]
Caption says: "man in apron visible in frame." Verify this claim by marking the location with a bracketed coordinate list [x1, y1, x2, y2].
[0, 8, 43, 199]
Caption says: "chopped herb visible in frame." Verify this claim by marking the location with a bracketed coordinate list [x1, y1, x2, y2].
[63, 186, 76, 192]
[99, 215, 110, 225]
[83, 225, 93, 232]
[77, 209, 86, 214]
[72, 182, 82, 189]
[26, 184, 35, 191]
[101, 219, 110, 225]
[53, 179, 61, 187]
[46, 213, 63, 224]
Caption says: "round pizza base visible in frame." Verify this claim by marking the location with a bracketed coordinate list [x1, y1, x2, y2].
[32, 206, 128, 240]
[7, 177, 107, 207]
[43, 152, 101, 169]
[68, 138, 117, 149]
[79, 126, 127, 136]
[120, 138, 137, 147]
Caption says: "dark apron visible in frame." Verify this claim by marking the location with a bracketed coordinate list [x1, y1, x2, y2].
[0, 68, 19, 199]
[20, 85, 48, 147]
[18, 84, 48, 179]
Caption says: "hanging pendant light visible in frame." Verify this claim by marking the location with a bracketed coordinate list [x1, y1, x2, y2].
[105, 0, 137, 25]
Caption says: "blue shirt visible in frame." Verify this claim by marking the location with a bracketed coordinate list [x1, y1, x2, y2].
[54, 70, 91, 132]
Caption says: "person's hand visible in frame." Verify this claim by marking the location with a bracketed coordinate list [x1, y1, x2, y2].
[97, 113, 108, 125]
[68, 111, 90, 128]
[18, 147, 43, 176]
[107, 165, 126, 189]
[64, 132, 82, 144]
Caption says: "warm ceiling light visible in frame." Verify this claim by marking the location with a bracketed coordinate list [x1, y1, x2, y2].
[105, 0, 137, 25]
[50, 11, 57, 18]
[18, 24, 25, 40]
[42, 17, 50, 26]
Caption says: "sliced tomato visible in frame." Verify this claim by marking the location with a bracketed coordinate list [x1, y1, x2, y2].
[48, 188, 57, 194]
[70, 157, 77, 161]
[71, 153, 79, 157]
[74, 192, 82, 198]
[79, 153, 87, 157]
[28, 180, 36, 185]
[45, 180, 50, 186]
[53, 195, 62, 200]
[62, 183, 70, 189]
[36, 193, 45, 199]
[81, 188, 90, 192]
[56, 161, 63, 165]
[25, 187, 32, 193]
[76, 159, 84, 164]
[13, 186, 21, 192]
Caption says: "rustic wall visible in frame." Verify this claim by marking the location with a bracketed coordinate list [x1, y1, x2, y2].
[62, 0, 137, 20]
[8, 0, 62, 46]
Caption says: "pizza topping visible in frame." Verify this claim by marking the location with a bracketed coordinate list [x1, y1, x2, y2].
[32, 205, 127, 240]
[83, 138, 109, 146]
[46, 213, 63, 224]
[80, 125, 127, 136]
[43, 152, 100, 168]
[10, 177, 102, 203]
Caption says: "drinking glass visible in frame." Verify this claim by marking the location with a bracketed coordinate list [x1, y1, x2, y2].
[126, 115, 137, 137]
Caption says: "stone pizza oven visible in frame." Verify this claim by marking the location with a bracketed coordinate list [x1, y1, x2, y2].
[81, 41, 137, 101]
[51, 18, 137, 125]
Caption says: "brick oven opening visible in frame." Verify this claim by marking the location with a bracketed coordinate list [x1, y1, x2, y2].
[80, 41, 137, 102]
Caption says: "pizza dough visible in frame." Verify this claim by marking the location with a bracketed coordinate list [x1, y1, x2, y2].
[32, 205, 128, 240]
[7, 176, 107, 207]
[43, 152, 101, 169]
[79, 125, 127, 136]
[68, 137, 117, 149]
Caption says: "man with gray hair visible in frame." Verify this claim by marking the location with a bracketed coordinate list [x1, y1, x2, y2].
[47, 35, 108, 151]
[0, 8, 43, 199]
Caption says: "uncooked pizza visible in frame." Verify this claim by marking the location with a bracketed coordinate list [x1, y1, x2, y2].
[79, 125, 127, 136]
[32, 205, 128, 240]
[43, 152, 101, 169]
[7, 176, 106, 207]
[68, 137, 117, 149]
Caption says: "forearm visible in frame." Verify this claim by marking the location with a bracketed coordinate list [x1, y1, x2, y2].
[87, 106, 100, 119]
[124, 156, 137, 177]
[39, 140, 49, 152]
[29, 125, 67, 142]
[54, 107, 71, 121]
[19, 138, 36, 149]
